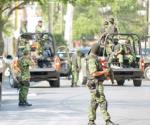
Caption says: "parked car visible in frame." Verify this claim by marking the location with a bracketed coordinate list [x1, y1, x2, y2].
[57, 51, 73, 76]
[141, 48, 150, 80]
[56, 46, 75, 77]
[141, 35, 150, 80]
[80, 47, 91, 56]
[10, 32, 60, 88]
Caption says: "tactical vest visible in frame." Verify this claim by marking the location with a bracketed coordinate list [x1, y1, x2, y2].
[86, 55, 106, 81]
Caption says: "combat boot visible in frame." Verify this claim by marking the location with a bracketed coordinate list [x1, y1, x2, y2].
[106, 120, 119, 125]
[18, 102, 26, 106]
[88, 120, 96, 125]
[24, 102, 32, 106]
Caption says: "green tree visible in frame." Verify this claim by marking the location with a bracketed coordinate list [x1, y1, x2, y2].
[73, 2, 102, 40]
[0, 0, 46, 55]
[60, 0, 147, 39]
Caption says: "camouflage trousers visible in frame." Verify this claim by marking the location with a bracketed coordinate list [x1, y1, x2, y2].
[88, 82, 110, 122]
[108, 52, 134, 64]
[71, 70, 79, 86]
[19, 80, 30, 103]
[108, 52, 123, 64]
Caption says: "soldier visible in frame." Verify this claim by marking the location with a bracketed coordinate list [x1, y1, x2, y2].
[87, 43, 118, 125]
[43, 34, 52, 58]
[17, 49, 34, 106]
[99, 20, 109, 45]
[107, 17, 118, 34]
[122, 40, 135, 66]
[20, 20, 28, 34]
[100, 20, 109, 35]
[35, 20, 44, 33]
[35, 20, 45, 54]
[108, 38, 122, 66]
[71, 49, 81, 87]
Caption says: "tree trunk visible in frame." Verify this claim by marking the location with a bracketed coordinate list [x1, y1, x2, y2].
[0, 23, 4, 56]
[64, 2, 74, 49]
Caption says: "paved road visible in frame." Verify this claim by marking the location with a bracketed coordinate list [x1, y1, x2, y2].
[0, 78, 150, 125]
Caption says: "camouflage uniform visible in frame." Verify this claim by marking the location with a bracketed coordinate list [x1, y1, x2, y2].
[87, 54, 110, 125]
[71, 50, 81, 87]
[20, 20, 27, 34]
[99, 21, 109, 46]
[108, 41, 123, 66]
[87, 43, 118, 125]
[108, 41, 135, 67]
[18, 50, 33, 106]
[122, 43, 135, 64]
[35, 20, 44, 33]
[100, 21, 109, 35]
[107, 18, 118, 34]
[35, 22, 45, 54]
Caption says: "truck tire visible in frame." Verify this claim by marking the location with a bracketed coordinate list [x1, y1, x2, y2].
[117, 80, 125, 86]
[144, 66, 150, 80]
[133, 80, 142, 87]
[49, 78, 60, 88]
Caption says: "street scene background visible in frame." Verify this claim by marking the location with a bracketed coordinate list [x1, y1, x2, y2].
[0, 0, 150, 125]
[0, 78, 150, 125]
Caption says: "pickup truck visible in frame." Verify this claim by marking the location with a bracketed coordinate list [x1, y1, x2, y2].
[10, 33, 60, 88]
[98, 33, 144, 86]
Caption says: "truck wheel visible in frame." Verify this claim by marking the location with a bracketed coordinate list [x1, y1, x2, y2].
[144, 66, 150, 80]
[133, 80, 142, 87]
[117, 80, 125, 86]
[49, 78, 60, 88]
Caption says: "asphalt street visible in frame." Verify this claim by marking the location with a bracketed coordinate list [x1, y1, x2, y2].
[0, 78, 150, 125]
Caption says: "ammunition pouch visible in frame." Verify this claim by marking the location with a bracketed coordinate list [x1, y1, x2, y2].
[95, 74, 106, 81]
[20, 80, 30, 87]
[87, 79, 98, 91]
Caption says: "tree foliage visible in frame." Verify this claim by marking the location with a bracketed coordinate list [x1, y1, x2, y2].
[73, 2, 102, 40]
[0, 0, 46, 55]
[61, 0, 147, 39]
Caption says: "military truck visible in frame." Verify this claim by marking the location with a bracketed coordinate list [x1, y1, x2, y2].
[10, 33, 60, 88]
[98, 33, 144, 86]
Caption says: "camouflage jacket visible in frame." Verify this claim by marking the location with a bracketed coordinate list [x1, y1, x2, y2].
[18, 56, 33, 81]
[107, 24, 118, 34]
[35, 25, 44, 33]
[71, 54, 81, 72]
[20, 26, 27, 34]
[87, 54, 105, 81]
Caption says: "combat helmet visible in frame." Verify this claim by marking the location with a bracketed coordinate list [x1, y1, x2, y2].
[109, 17, 114, 24]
